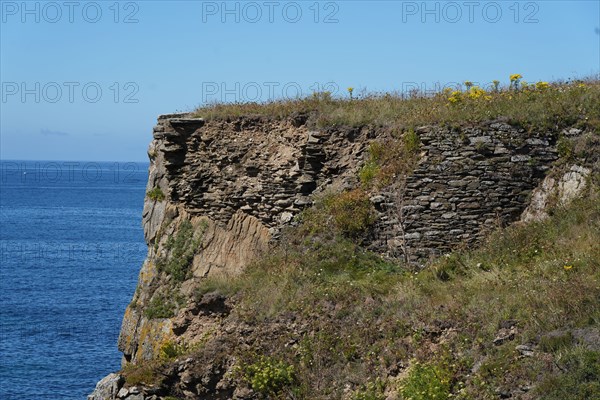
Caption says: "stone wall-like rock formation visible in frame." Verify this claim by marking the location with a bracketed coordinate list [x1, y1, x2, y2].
[91, 112, 593, 400]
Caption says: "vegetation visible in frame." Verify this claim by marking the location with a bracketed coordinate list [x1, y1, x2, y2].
[156, 220, 207, 282]
[194, 190, 599, 398]
[242, 356, 296, 397]
[194, 77, 600, 133]
[144, 289, 183, 319]
[146, 187, 166, 201]
[127, 76, 600, 397]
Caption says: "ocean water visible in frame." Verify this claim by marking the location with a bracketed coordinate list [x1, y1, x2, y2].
[0, 160, 149, 399]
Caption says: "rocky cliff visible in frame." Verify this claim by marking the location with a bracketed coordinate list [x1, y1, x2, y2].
[89, 112, 596, 400]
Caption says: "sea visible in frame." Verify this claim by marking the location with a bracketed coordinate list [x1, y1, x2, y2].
[0, 160, 149, 399]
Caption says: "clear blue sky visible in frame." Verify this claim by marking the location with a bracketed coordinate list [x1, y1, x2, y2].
[1, 0, 599, 161]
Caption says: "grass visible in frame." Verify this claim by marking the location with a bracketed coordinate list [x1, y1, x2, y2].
[146, 187, 165, 201]
[156, 220, 207, 282]
[132, 79, 600, 396]
[194, 78, 600, 133]
[192, 190, 600, 398]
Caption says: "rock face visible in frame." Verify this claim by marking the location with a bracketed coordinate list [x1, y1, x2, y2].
[521, 164, 592, 222]
[91, 113, 592, 399]
[373, 123, 559, 260]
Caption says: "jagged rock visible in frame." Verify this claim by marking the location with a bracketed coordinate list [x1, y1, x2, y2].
[92, 115, 597, 398]
[516, 344, 534, 357]
[521, 164, 591, 222]
[88, 373, 123, 400]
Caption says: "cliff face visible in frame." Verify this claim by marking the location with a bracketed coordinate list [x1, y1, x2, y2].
[90, 113, 594, 400]
[118, 114, 572, 364]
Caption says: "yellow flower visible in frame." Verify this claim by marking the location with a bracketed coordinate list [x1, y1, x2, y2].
[536, 81, 549, 90]
[564, 265, 573, 271]
[347, 87, 354, 93]
[510, 74, 523, 82]
[448, 90, 462, 103]
[468, 86, 486, 99]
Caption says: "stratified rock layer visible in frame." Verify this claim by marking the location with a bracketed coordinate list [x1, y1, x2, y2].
[91, 113, 596, 400]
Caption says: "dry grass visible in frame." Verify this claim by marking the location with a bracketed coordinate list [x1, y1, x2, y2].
[196, 191, 600, 399]
[194, 78, 600, 133]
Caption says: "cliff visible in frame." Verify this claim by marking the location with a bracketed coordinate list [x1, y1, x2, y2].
[90, 84, 600, 400]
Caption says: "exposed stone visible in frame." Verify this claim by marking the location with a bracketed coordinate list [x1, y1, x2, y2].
[87, 373, 123, 400]
[521, 164, 591, 222]
[93, 116, 594, 398]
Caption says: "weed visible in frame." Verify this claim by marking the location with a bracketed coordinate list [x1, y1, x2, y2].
[157, 220, 207, 282]
[242, 356, 296, 396]
[398, 358, 453, 400]
[324, 189, 376, 238]
[352, 379, 386, 400]
[194, 79, 600, 133]
[147, 187, 165, 201]
[535, 348, 600, 399]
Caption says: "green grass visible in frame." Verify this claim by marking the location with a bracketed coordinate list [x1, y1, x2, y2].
[194, 190, 599, 398]
[146, 187, 165, 201]
[194, 78, 600, 132]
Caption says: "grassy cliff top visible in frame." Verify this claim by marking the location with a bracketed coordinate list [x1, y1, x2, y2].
[194, 78, 600, 132]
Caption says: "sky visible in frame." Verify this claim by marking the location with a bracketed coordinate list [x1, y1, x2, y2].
[0, 0, 599, 162]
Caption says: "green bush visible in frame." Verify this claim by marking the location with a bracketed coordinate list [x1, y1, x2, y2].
[243, 356, 296, 396]
[144, 291, 177, 319]
[147, 187, 165, 201]
[403, 128, 421, 153]
[557, 136, 575, 159]
[399, 359, 453, 400]
[324, 189, 376, 237]
[159, 339, 202, 360]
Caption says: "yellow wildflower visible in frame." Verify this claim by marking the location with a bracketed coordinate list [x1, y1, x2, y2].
[448, 90, 462, 104]
[468, 86, 486, 99]
[510, 74, 523, 82]
[536, 81, 549, 90]
[564, 265, 573, 271]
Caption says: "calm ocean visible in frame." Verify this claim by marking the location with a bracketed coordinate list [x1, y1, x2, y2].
[0, 160, 148, 399]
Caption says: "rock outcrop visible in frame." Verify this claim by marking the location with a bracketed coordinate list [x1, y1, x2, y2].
[90, 112, 595, 400]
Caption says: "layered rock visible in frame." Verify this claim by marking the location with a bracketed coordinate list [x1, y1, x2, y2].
[91, 112, 594, 399]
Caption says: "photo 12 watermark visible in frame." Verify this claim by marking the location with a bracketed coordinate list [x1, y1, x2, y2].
[1, 1, 140, 23]
[201, 1, 340, 23]
[1, 82, 140, 104]
[0, 241, 147, 264]
[400, 1, 540, 23]
[1, 161, 144, 184]
[201, 81, 340, 103]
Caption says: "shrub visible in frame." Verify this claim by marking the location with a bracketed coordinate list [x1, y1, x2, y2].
[243, 356, 296, 396]
[539, 331, 574, 352]
[398, 359, 453, 400]
[403, 128, 420, 153]
[144, 291, 177, 319]
[160, 339, 203, 360]
[359, 132, 421, 190]
[324, 189, 376, 238]
[557, 136, 575, 159]
[122, 361, 162, 386]
[147, 187, 166, 201]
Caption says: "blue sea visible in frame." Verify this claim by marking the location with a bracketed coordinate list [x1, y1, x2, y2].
[0, 160, 149, 399]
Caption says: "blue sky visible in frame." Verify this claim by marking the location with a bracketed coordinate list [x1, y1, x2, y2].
[1, 0, 599, 161]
